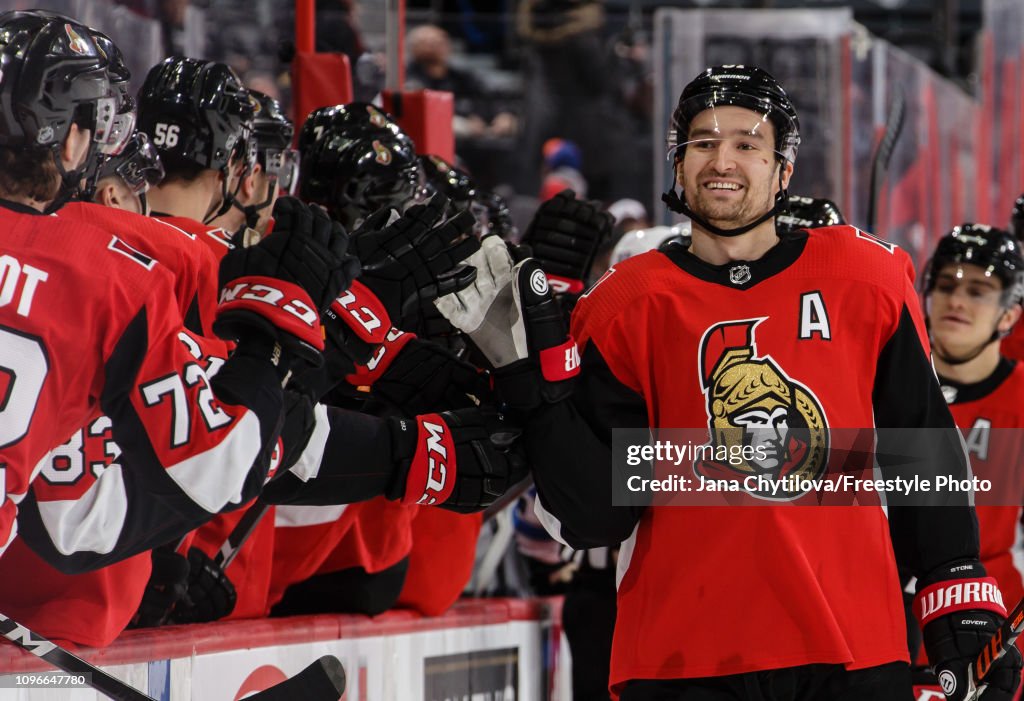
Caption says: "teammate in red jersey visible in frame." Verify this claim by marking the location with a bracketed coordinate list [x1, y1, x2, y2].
[1000, 196, 1024, 361]
[437, 65, 1022, 700]
[0, 9, 351, 568]
[909, 224, 1024, 698]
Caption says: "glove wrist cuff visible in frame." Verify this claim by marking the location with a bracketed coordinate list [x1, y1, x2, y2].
[915, 576, 1007, 627]
[217, 276, 324, 353]
[391, 414, 455, 506]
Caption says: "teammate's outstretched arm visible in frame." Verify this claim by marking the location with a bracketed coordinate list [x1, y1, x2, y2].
[15, 200, 358, 572]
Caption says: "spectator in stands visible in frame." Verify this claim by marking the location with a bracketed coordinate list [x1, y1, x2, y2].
[157, 0, 205, 57]
[316, 0, 364, 67]
[516, 0, 636, 202]
[405, 24, 517, 139]
[540, 138, 587, 200]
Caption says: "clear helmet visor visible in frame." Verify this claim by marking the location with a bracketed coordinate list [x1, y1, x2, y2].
[666, 100, 798, 165]
[93, 96, 135, 156]
[265, 148, 300, 196]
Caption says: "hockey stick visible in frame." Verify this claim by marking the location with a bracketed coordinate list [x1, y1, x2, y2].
[247, 654, 346, 700]
[865, 88, 906, 235]
[0, 611, 154, 700]
[482, 476, 534, 523]
[963, 595, 1024, 701]
[1, 610, 346, 701]
[217, 497, 271, 569]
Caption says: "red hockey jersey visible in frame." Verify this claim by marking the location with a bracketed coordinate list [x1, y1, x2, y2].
[943, 360, 1024, 607]
[533, 226, 978, 694]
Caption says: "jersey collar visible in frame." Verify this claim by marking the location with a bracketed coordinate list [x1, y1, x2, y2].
[938, 357, 1016, 404]
[660, 230, 808, 289]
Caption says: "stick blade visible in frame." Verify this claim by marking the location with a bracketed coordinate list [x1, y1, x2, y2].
[245, 655, 346, 701]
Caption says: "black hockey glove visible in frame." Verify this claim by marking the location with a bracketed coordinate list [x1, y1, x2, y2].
[169, 547, 238, 624]
[387, 407, 527, 514]
[129, 545, 190, 628]
[351, 193, 479, 334]
[371, 336, 492, 415]
[522, 189, 612, 295]
[214, 196, 361, 370]
[915, 560, 1022, 701]
[435, 237, 580, 409]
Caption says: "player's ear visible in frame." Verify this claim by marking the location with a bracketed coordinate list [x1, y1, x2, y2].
[999, 304, 1022, 335]
[95, 182, 118, 210]
[779, 159, 794, 191]
[60, 123, 91, 172]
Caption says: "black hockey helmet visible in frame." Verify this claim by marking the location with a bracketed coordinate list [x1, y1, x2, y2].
[249, 89, 298, 195]
[471, 189, 517, 240]
[297, 102, 413, 155]
[97, 131, 164, 194]
[298, 105, 420, 228]
[0, 11, 116, 151]
[662, 65, 800, 238]
[137, 57, 256, 173]
[776, 195, 846, 235]
[420, 154, 476, 207]
[1011, 193, 1024, 240]
[923, 223, 1024, 307]
[668, 65, 800, 165]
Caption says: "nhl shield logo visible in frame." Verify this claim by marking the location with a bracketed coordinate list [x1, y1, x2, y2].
[729, 265, 752, 285]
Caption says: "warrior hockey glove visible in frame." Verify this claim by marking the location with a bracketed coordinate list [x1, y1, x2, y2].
[915, 560, 1023, 701]
[214, 197, 361, 369]
[522, 189, 612, 294]
[388, 408, 527, 514]
[351, 193, 480, 334]
[435, 236, 580, 409]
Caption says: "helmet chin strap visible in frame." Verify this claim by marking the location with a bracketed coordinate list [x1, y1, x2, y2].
[203, 163, 247, 225]
[44, 141, 97, 215]
[928, 310, 1011, 366]
[661, 163, 789, 238]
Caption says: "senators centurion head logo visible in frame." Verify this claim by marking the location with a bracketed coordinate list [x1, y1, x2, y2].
[695, 318, 829, 499]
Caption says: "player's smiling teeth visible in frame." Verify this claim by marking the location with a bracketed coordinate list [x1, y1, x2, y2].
[705, 182, 741, 190]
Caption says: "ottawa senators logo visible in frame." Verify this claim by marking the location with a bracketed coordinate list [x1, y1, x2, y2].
[694, 318, 829, 499]
[367, 105, 389, 129]
[64, 24, 93, 55]
[372, 139, 392, 165]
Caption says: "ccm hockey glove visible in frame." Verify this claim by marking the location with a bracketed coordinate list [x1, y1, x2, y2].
[435, 236, 580, 409]
[351, 193, 479, 334]
[388, 408, 527, 513]
[522, 189, 612, 294]
[915, 560, 1022, 701]
[214, 197, 361, 370]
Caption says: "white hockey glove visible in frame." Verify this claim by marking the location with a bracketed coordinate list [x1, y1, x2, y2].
[435, 236, 580, 409]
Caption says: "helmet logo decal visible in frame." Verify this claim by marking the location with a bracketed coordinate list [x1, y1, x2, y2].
[728, 265, 751, 285]
[367, 106, 388, 129]
[372, 140, 392, 165]
[64, 24, 93, 55]
[36, 126, 54, 144]
[695, 318, 830, 500]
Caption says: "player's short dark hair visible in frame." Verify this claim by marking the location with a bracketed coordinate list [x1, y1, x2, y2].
[0, 145, 59, 202]
[157, 150, 208, 186]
